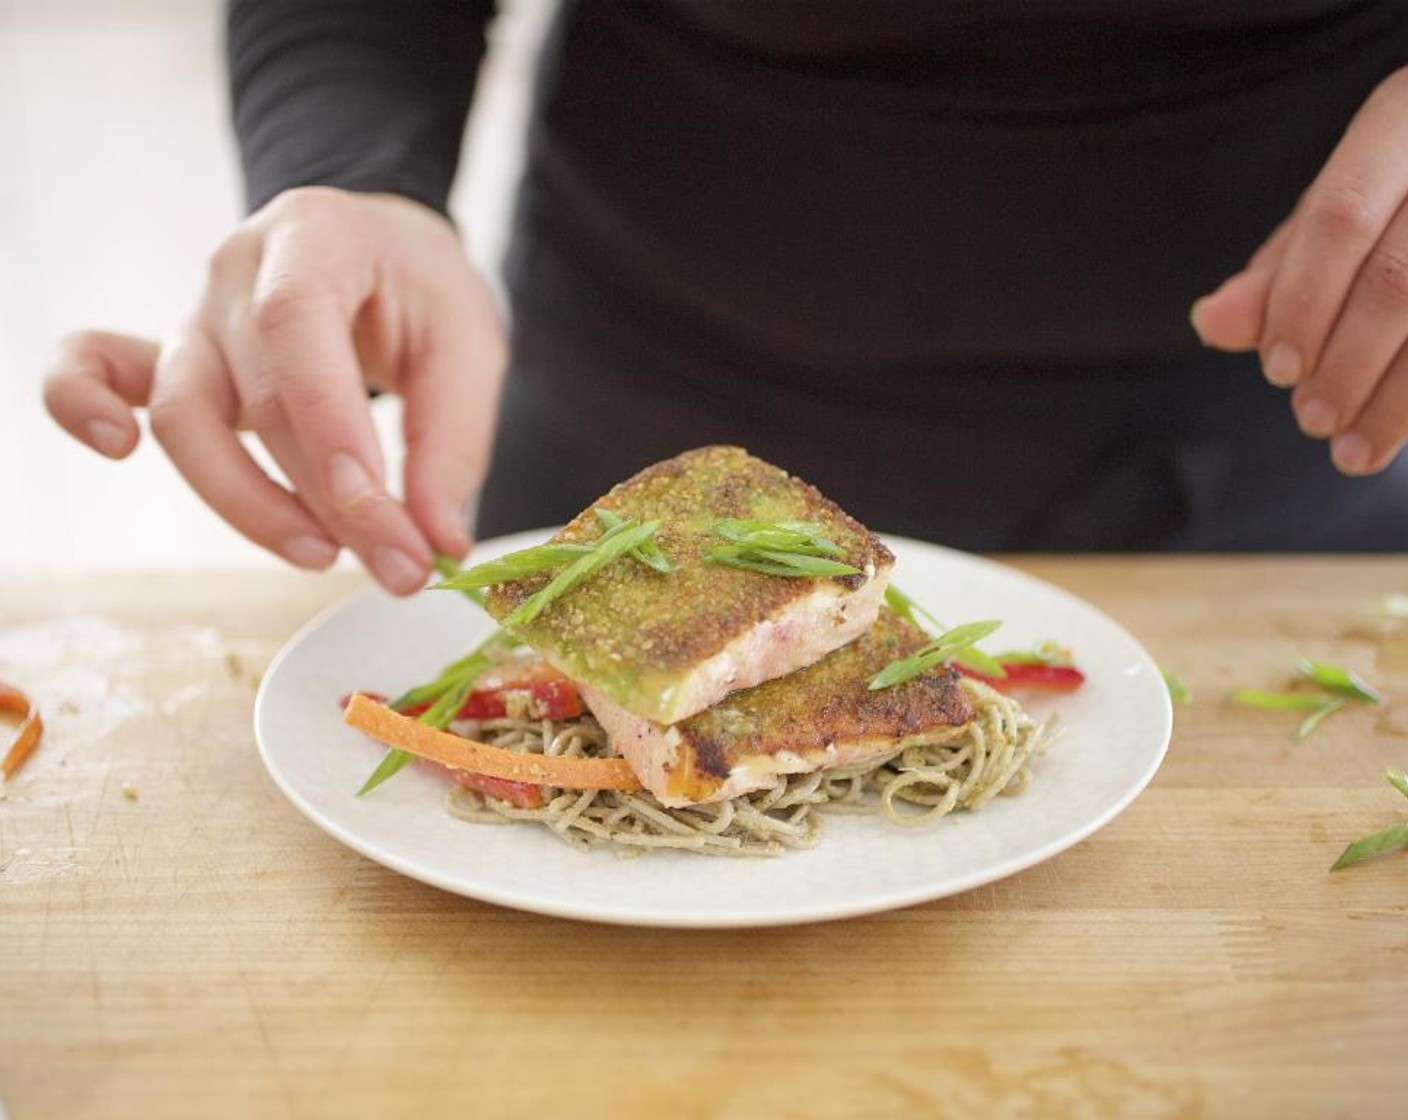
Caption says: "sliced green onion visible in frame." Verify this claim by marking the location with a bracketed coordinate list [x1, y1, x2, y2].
[386, 635, 523, 712]
[595, 508, 673, 573]
[1332, 767, 1408, 869]
[435, 518, 663, 626]
[883, 584, 946, 635]
[356, 748, 415, 796]
[1295, 657, 1381, 704]
[771, 519, 835, 537]
[503, 519, 661, 627]
[868, 619, 1003, 690]
[951, 646, 1009, 680]
[431, 552, 484, 605]
[387, 677, 454, 713]
[1331, 821, 1408, 871]
[884, 592, 1063, 684]
[992, 642, 1071, 667]
[357, 626, 519, 796]
[1230, 690, 1328, 711]
[358, 668, 474, 796]
[428, 553, 487, 606]
[433, 542, 594, 593]
[707, 545, 860, 578]
[420, 673, 477, 727]
[1296, 698, 1347, 740]
[707, 518, 853, 577]
[1161, 667, 1192, 706]
[712, 519, 844, 556]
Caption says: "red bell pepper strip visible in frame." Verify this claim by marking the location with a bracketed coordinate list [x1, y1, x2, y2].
[956, 661, 1086, 692]
[342, 660, 585, 723]
[458, 678, 583, 721]
[454, 770, 545, 809]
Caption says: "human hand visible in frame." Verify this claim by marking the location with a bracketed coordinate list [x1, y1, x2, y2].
[43, 188, 505, 593]
[1191, 67, 1408, 477]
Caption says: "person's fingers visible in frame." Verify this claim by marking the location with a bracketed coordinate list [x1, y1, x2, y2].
[1189, 271, 1269, 352]
[400, 282, 507, 559]
[147, 326, 340, 569]
[1190, 217, 1294, 355]
[223, 218, 434, 593]
[247, 403, 430, 592]
[1329, 343, 1408, 474]
[42, 330, 160, 458]
[1291, 198, 1408, 441]
[1258, 69, 1408, 390]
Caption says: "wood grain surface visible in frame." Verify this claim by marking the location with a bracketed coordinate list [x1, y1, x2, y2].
[1, 560, 1406, 1120]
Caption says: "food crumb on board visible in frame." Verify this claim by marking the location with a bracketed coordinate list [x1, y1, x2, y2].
[121, 781, 139, 802]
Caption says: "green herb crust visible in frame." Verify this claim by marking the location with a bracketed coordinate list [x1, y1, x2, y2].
[483, 446, 892, 718]
[664, 610, 974, 802]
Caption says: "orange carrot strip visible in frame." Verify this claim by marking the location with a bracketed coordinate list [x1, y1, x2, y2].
[0, 682, 44, 781]
[343, 693, 642, 791]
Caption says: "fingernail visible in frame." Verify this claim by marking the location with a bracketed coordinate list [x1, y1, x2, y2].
[327, 452, 377, 507]
[1331, 432, 1371, 474]
[88, 419, 129, 457]
[444, 494, 476, 557]
[1296, 398, 1337, 438]
[1263, 342, 1302, 388]
[283, 535, 338, 569]
[372, 546, 426, 594]
[441, 528, 471, 560]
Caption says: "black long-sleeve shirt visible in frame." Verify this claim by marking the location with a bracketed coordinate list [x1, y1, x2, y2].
[228, 1, 1408, 550]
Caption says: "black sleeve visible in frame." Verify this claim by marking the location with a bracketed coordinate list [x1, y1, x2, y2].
[227, 0, 495, 216]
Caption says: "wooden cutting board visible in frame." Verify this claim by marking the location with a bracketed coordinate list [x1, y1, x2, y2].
[1, 559, 1405, 1119]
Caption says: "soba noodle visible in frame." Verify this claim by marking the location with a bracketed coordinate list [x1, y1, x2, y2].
[444, 679, 1047, 857]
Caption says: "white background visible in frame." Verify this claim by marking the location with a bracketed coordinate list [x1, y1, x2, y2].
[0, 0, 556, 575]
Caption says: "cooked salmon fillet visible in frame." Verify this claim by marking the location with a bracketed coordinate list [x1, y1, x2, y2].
[484, 446, 894, 724]
[580, 610, 975, 806]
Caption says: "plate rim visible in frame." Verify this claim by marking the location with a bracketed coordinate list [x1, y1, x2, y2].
[254, 533, 1173, 928]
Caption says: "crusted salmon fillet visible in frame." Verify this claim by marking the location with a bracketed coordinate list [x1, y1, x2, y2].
[581, 610, 975, 806]
[484, 446, 893, 724]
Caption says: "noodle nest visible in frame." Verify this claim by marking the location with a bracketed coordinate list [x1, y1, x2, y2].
[445, 680, 1048, 857]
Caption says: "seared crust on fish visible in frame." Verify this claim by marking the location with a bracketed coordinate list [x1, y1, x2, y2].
[485, 446, 894, 724]
[581, 611, 974, 806]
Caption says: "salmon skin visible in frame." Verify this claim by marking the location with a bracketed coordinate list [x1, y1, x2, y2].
[581, 610, 974, 806]
[484, 446, 894, 724]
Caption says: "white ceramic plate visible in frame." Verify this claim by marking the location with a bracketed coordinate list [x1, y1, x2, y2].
[255, 532, 1171, 928]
